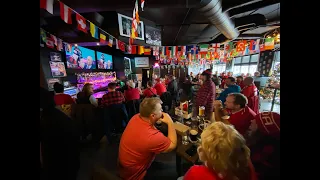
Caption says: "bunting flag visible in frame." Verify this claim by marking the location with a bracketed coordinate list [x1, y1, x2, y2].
[141, 0, 145, 11]
[76, 14, 87, 33]
[40, 0, 54, 14]
[108, 36, 113, 47]
[166, 46, 171, 58]
[116, 40, 126, 51]
[129, 45, 137, 54]
[100, 33, 106, 43]
[40, 29, 47, 43]
[144, 46, 151, 55]
[211, 43, 220, 53]
[59, 2, 72, 24]
[51, 34, 57, 46]
[90, 22, 98, 39]
[138, 46, 145, 55]
[130, 0, 140, 44]
[46, 36, 54, 48]
[152, 46, 159, 56]
[236, 40, 247, 52]
[160, 46, 165, 57]
[264, 38, 275, 50]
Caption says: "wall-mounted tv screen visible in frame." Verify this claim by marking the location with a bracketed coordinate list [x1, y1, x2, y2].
[96, 51, 113, 69]
[65, 45, 96, 69]
[49, 61, 67, 77]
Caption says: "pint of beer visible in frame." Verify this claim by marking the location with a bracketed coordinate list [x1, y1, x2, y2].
[189, 129, 199, 142]
[199, 106, 205, 116]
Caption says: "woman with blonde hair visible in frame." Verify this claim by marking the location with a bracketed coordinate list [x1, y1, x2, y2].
[183, 122, 257, 180]
[76, 83, 98, 107]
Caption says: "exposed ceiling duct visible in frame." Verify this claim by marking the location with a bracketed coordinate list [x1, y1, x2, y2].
[198, 0, 239, 40]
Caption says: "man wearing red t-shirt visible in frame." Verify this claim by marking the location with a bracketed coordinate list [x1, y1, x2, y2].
[53, 82, 75, 105]
[118, 98, 177, 180]
[236, 76, 245, 90]
[124, 81, 140, 101]
[143, 81, 157, 97]
[214, 93, 256, 136]
[154, 78, 167, 96]
[241, 77, 259, 114]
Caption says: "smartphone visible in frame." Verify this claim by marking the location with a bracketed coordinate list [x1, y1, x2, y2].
[185, 145, 198, 157]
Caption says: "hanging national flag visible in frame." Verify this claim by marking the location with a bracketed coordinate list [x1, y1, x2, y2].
[51, 34, 57, 46]
[129, 45, 137, 54]
[264, 38, 275, 50]
[90, 22, 98, 39]
[236, 40, 247, 52]
[160, 46, 165, 57]
[100, 33, 106, 43]
[152, 46, 159, 56]
[108, 36, 113, 47]
[199, 44, 209, 52]
[144, 46, 151, 55]
[249, 40, 255, 51]
[57, 38, 63, 51]
[130, 0, 140, 44]
[171, 46, 177, 57]
[46, 37, 54, 49]
[76, 14, 87, 33]
[116, 40, 126, 52]
[225, 42, 233, 52]
[40, 29, 47, 43]
[259, 44, 265, 51]
[138, 46, 145, 55]
[141, 0, 145, 11]
[166, 47, 171, 58]
[40, 0, 54, 14]
[254, 39, 260, 51]
[59, 2, 72, 24]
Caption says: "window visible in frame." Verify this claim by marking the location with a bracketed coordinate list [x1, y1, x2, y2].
[212, 64, 226, 74]
[231, 54, 259, 76]
[233, 65, 241, 75]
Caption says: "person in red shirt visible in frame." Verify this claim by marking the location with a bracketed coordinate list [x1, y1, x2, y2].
[241, 77, 259, 114]
[124, 81, 140, 101]
[214, 93, 256, 137]
[183, 122, 257, 180]
[236, 76, 245, 90]
[248, 112, 280, 180]
[53, 82, 75, 105]
[143, 81, 157, 98]
[195, 69, 216, 120]
[101, 82, 125, 107]
[154, 78, 167, 96]
[118, 98, 177, 180]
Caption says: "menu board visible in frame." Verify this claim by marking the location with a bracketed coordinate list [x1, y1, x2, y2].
[258, 50, 275, 77]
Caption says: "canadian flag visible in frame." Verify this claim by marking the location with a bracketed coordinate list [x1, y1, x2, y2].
[76, 14, 87, 33]
[60, 2, 72, 24]
[40, 0, 54, 14]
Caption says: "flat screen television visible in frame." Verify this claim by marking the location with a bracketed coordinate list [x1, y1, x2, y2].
[96, 51, 113, 70]
[49, 61, 67, 77]
[65, 45, 96, 69]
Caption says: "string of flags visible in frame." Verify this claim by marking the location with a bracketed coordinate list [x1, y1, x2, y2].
[40, 0, 277, 66]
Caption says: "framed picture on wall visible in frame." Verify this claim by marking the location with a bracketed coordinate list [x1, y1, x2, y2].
[145, 25, 161, 46]
[118, 13, 144, 40]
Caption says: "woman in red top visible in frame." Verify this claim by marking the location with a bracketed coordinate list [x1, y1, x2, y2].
[143, 81, 157, 97]
[183, 122, 257, 180]
[124, 81, 140, 101]
[154, 78, 167, 96]
[236, 76, 245, 90]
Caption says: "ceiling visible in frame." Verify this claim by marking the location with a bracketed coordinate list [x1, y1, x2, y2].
[40, 0, 280, 46]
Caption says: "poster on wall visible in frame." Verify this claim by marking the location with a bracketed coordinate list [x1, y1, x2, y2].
[118, 13, 145, 40]
[258, 50, 275, 77]
[145, 25, 161, 46]
[50, 61, 67, 77]
[47, 78, 61, 91]
[50, 52, 62, 61]
[134, 57, 149, 67]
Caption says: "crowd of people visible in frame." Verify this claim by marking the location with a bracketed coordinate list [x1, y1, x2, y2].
[40, 69, 279, 180]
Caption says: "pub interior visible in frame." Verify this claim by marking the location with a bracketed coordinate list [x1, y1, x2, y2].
[40, 0, 280, 180]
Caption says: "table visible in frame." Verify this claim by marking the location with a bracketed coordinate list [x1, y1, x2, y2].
[157, 115, 200, 176]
